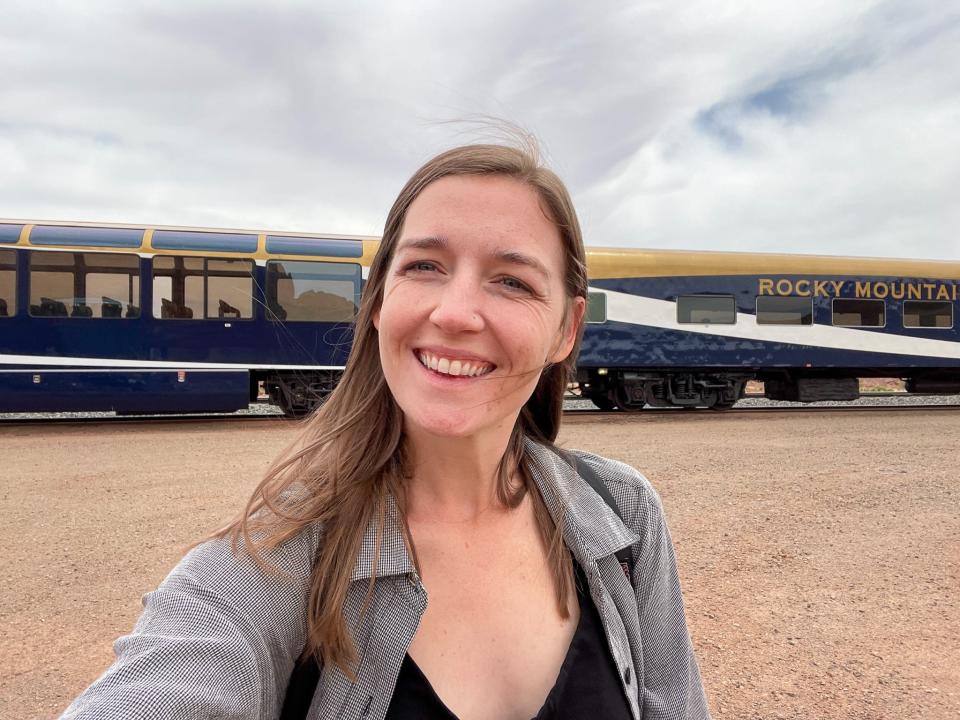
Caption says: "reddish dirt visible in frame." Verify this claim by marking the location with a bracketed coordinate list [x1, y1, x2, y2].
[745, 377, 907, 394]
[1, 410, 957, 719]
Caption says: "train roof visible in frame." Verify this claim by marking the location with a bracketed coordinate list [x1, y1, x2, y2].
[3, 219, 958, 280]
[0, 218, 380, 266]
[586, 246, 960, 280]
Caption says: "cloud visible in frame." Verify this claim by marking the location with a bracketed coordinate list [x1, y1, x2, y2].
[0, 0, 957, 260]
[581, 0, 960, 260]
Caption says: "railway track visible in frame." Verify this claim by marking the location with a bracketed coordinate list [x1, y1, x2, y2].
[563, 403, 960, 420]
[2, 397, 958, 428]
[0, 412, 289, 428]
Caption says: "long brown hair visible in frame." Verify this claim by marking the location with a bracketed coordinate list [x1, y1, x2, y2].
[220, 140, 589, 674]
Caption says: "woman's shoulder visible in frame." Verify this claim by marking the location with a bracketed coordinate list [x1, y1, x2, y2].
[180, 518, 323, 586]
[564, 448, 666, 528]
[524, 437, 664, 528]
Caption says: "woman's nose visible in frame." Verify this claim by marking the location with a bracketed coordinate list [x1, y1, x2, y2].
[428, 277, 485, 334]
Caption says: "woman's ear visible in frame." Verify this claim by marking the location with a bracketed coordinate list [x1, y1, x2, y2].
[372, 305, 380, 330]
[549, 295, 586, 363]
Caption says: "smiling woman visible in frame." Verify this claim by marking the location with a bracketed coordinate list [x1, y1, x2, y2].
[376, 174, 582, 443]
[61, 143, 710, 720]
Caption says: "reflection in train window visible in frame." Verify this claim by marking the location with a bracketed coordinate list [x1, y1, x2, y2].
[28, 250, 140, 318]
[152, 256, 253, 320]
[677, 295, 736, 324]
[207, 259, 253, 319]
[903, 300, 952, 329]
[0, 249, 15, 317]
[756, 296, 813, 325]
[832, 298, 885, 327]
[265, 260, 360, 322]
[586, 291, 607, 323]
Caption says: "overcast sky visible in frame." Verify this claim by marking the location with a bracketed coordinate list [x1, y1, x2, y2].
[1, 0, 958, 260]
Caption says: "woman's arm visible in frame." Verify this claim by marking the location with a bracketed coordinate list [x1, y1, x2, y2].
[61, 528, 319, 720]
[630, 478, 711, 719]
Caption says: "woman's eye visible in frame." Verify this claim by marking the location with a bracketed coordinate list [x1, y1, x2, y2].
[407, 261, 437, 273]
[499, 276, 530, 292]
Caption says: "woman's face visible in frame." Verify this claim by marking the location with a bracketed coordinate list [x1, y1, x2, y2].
[374, 174, 584, 441]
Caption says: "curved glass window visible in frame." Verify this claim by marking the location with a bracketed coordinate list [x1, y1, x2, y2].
[265, 260, 359, 322]
[0, 224, 22, 244]
[30, 225, 142, 248]
[152, 255, 253, 319]
[152, 230, 257, 253]
[265, 235, 363, 258]
[28, 250, 140, 318]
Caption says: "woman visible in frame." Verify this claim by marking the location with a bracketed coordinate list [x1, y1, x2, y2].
[62, 143, 710, 719]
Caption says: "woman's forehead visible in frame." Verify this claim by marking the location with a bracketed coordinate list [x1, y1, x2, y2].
[400, 175, 563, 259]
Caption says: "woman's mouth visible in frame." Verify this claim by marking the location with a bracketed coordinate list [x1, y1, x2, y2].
[415, 350, 495, 378]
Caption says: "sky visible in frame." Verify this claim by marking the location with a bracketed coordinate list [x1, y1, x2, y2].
[1, 0, 958, 260]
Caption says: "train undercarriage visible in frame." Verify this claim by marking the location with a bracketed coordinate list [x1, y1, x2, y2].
[257, 367, 960, 416]
[578, 369, 751, 411]
[258, 370, 344, 416]
[577, 368, 960, 411]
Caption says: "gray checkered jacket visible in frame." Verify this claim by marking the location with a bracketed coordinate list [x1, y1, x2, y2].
[62, 439, 710, 719]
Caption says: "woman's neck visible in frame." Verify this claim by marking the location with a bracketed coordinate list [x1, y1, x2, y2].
[403, 419, 520, 524]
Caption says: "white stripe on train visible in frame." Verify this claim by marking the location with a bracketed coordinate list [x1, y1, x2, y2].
[596, 288, 960, 361]
[0, 354, 344, 370]
[4, 288, 959, 368]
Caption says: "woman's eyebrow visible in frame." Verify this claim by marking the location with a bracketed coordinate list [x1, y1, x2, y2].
[495, 250, 549, 280]
[396, 236, 448, 253]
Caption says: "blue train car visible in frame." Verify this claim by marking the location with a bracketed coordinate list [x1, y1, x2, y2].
[578, 248, 960, 409]
[0, 221, 373, 415]
[3, 220, 959, 414]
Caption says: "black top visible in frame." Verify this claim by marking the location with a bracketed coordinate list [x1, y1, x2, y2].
[384, 563, 633, 719]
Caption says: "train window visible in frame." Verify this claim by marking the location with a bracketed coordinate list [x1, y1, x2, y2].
[677, 295, 736, 324]
[832, 298, 885, 327]
[265, 260, 360, 322]
[265, 235, 364, 258]
[28, 250, 140, 318]
[903, 300, 953, 328]
[152, 255, 253, 320]
[586, 291, 607, 323]
[755, 296, 813, 325]
[0, 223, 23, 244]
[29, 225, 143, 248]
[0, 249, 15, 316]
[207, 259, 253, 319]
[152, 230, 258, 253]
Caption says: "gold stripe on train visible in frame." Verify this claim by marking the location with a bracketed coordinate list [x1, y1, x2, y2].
[586, 247, 960, 280]
[5, 219, 960, 279]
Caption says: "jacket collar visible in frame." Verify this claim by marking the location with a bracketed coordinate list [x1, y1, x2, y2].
[523, 437, 641, 568]
[350, 492, 416, 582]
[349, 437, 640, 583]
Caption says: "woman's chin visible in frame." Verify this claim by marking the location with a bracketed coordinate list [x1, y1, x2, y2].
[404, 408, 500, 441]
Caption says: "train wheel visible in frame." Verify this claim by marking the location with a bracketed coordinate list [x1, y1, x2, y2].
[588, 393, 617, 411]
[615, 385, 644, 412]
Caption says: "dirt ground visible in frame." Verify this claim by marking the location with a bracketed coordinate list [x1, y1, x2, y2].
[1, 410, 957, 719]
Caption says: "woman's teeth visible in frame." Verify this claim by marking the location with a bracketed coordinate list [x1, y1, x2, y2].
[418, 352, 493, 377]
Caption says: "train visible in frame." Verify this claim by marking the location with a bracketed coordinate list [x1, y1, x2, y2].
[2, 219, 959, 415]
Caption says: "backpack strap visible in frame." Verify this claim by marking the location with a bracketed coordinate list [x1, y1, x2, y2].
[565, 451, 635, 580]
[279, 650, 321, 720]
